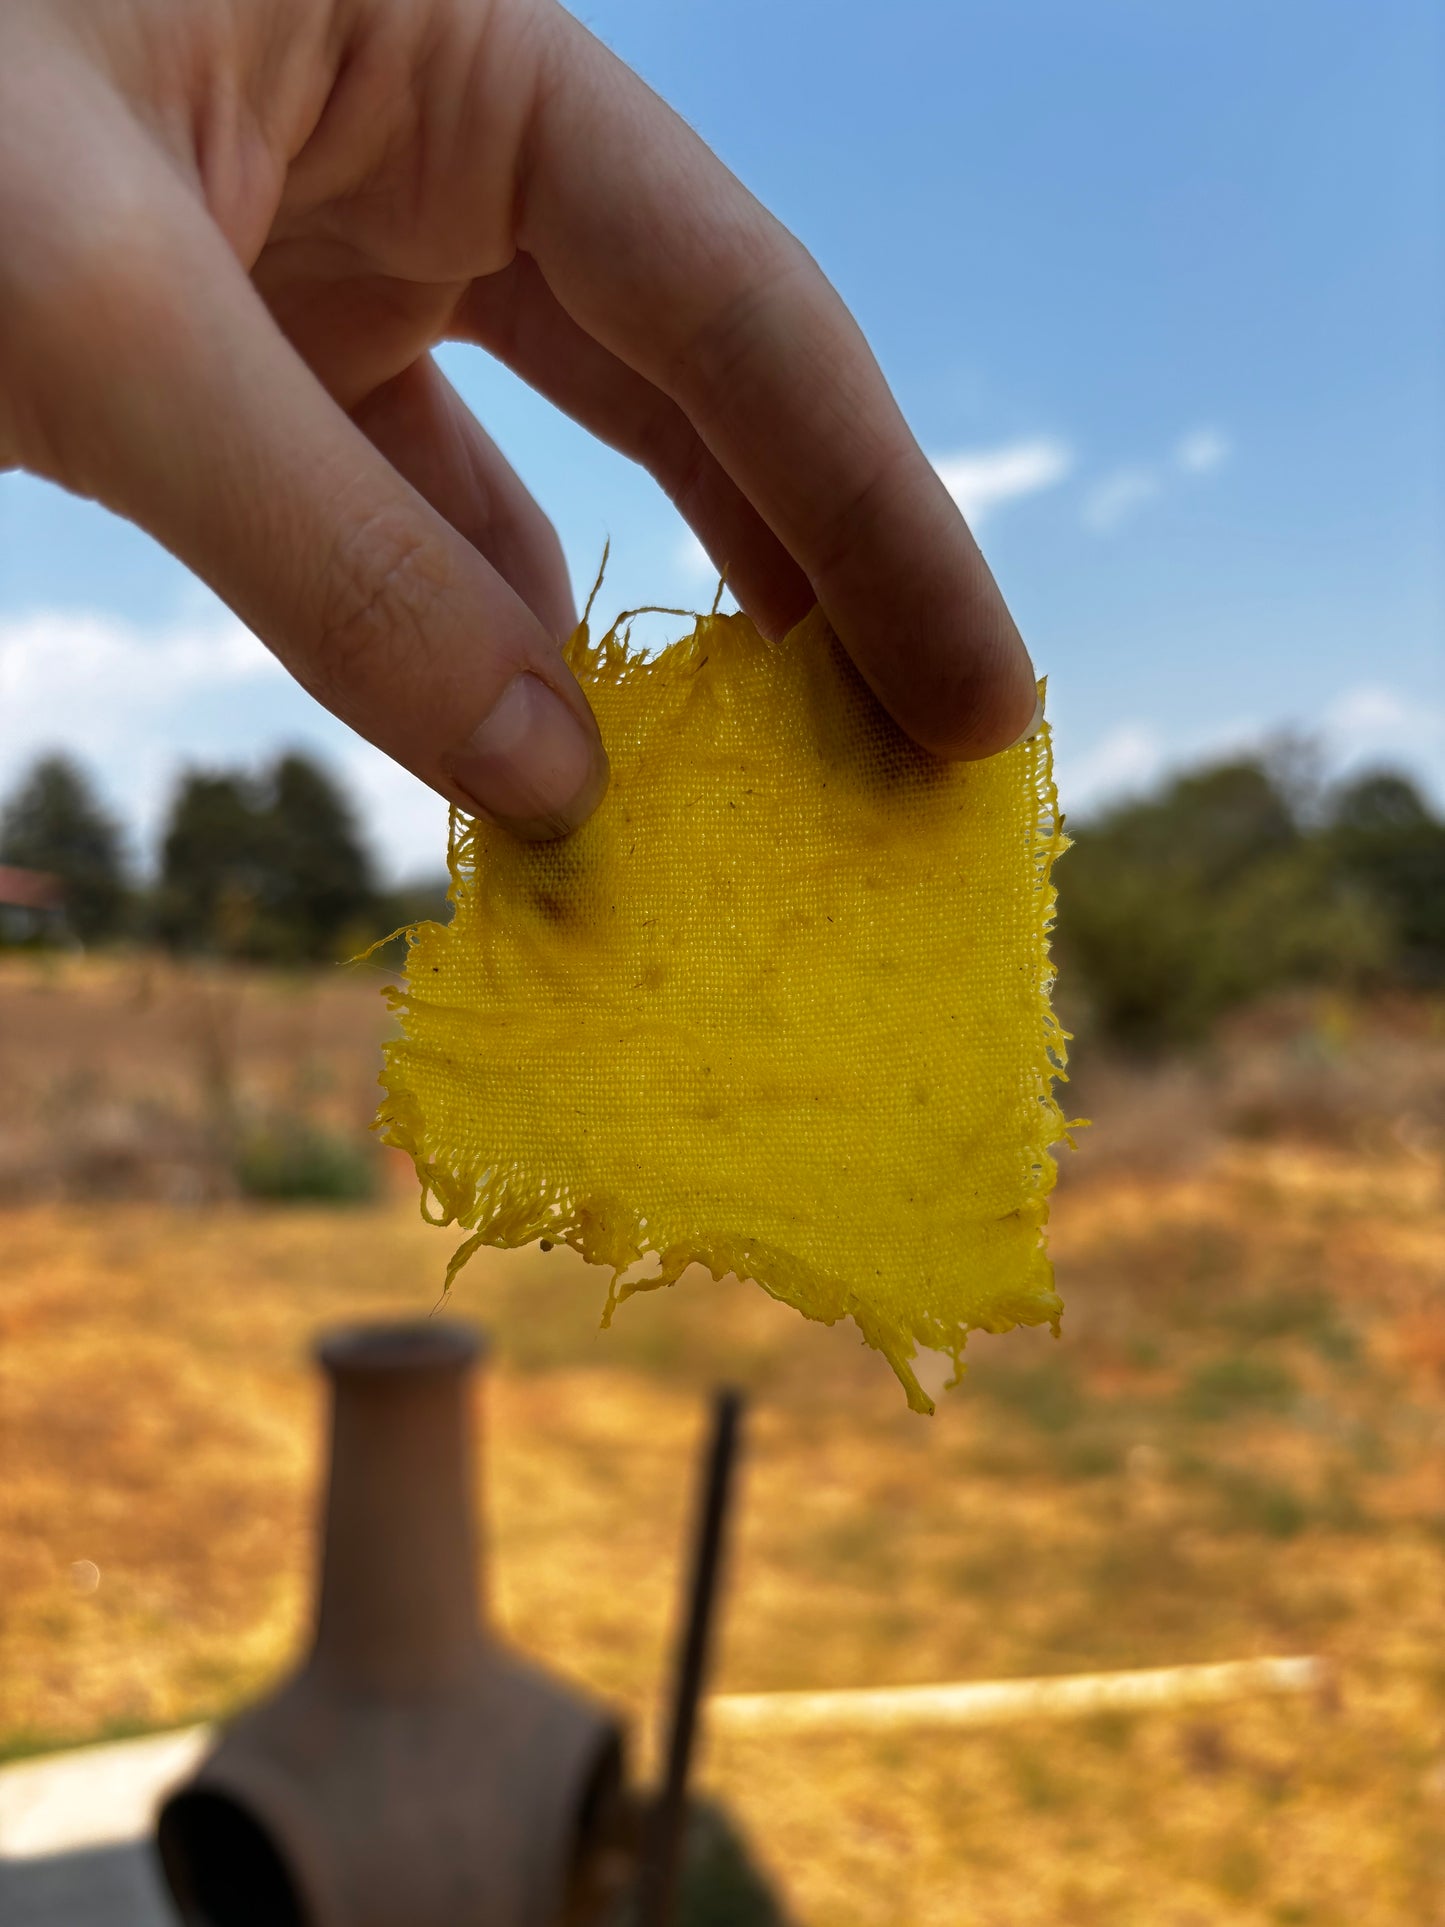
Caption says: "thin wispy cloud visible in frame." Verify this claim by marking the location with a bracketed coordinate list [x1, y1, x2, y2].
[1081, 426, 1233, 535]
[1323, 684, 1444, 770]
[932, 438, 1074, 526]
[1081, 468, 1161, 535]
[1175, 426, 1231, 474]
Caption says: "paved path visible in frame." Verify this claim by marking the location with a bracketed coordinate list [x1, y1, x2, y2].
[0, 1728, 209, 1927]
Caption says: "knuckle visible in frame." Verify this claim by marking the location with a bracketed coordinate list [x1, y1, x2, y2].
[311, 509, 444, 707]
[3, 181, 175, 361]
[652, 418, 712, 526]
[0, 188, 195, 479]
[809, 446, 911, 591]
[670, 242, 810, 406]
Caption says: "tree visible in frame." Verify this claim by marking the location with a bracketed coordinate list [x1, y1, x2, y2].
[154, 770, 271, 954]
[266, 753, 376, 959]
[0, 753, 129, 942]
[1326, 771, 1445, 984]
[155, 753, 378, 961]
[1059, 755, 1390, 1049]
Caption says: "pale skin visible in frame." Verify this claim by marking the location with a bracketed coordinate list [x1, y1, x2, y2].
[0, 0, 1039, 839]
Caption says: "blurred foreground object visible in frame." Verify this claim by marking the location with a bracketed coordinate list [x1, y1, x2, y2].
[155, 1325, 771, 1927]
[157, 1323, 627, 1927]
[637, 1392, 743, 1927]
[380, 603, 1073, 1414]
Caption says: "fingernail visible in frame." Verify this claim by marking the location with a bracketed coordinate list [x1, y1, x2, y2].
[447, 673, 609, 839]
[1006, 692, 1045, 750]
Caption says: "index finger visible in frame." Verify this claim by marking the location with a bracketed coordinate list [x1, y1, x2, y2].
[515, 1, 1039, 758]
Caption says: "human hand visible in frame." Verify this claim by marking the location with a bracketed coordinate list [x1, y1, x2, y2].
[0, 0, 1039, 839]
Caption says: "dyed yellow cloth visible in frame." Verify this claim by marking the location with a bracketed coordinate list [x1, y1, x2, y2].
[377, 602, 1074, 1412]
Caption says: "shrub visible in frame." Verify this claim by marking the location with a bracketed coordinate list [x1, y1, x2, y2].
[234, 1117, 377, 1205]
[1180, 1353, 1298, 1423]
[1059, 752, 1442, 1049]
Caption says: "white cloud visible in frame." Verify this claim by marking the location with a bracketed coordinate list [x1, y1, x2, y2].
[1322, 684, 1444, 770]
[932, 438, 1074, 526]
[1323, 685, 1411, 741]
[0, 607, 443, 882]
[1080, 467, 1160, 534]
[0, 608, 286, 821]
[1055, 723, 1166, 814]
[1175, 426, 1231, 474]
[0, 607, 283, 870]
[0, 607, 280, 713]
[1056, 683, 1444, 823]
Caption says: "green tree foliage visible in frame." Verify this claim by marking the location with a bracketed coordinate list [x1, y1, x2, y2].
[267, 753, 377, 957]
[0, 753, 129, 942]
[1326, 772, 1445, 983]
[1059, 755, 1442, 1049]
[156, 753, 378, 961]
[154, 771, 268, 954]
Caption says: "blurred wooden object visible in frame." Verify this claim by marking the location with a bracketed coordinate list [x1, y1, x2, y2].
[157, 1323, 628, 1927]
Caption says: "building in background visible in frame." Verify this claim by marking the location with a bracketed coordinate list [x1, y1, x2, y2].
[0, 863, 67, 946]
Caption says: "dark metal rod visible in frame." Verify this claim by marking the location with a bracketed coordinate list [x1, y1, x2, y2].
[635, 1387, 746, 1927]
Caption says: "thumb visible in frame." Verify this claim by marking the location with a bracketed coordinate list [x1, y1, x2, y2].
[28, 194, 608, 842]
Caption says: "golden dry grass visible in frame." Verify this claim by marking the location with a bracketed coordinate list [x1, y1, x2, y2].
[2, 958, 1444, 1923]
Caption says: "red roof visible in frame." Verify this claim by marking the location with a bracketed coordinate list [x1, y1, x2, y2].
[0, 865, 65, 911]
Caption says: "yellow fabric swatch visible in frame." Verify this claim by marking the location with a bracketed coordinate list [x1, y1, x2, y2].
[377, 601, 1073, 1412]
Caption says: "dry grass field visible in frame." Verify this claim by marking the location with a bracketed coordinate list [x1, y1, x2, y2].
[1, 955, 1444, 1924]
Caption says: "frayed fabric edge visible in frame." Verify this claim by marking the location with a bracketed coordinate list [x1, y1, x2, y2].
[374, 606, 1078, 1415]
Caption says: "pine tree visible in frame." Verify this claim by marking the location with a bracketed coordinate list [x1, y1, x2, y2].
[155, 753, 377, 960]
[155, 770, 270, 954]
[266, 752, 376, 959]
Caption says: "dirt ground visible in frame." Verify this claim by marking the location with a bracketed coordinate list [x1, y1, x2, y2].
[1, 956, 1443, 1924]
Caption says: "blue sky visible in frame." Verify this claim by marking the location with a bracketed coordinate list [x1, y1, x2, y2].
[1, 0, 1440, 878]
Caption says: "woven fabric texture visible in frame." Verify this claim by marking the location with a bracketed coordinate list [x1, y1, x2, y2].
[377, 601, 1073, 1412]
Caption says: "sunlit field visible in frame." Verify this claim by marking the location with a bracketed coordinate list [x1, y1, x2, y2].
[2, 956, 1443, 1924]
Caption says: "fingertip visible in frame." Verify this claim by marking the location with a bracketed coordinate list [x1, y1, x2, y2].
[1004, 691, 1046, 752]
[907, 668, 1041, 762]
[811, 463, 1041, 762]
[444, 670, 610, 840]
